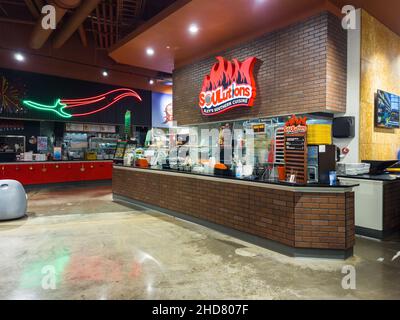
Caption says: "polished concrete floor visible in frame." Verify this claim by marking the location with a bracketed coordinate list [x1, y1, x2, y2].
[0, 183, 399, 300]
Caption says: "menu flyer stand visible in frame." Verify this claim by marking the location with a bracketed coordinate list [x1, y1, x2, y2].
[284, 125, 308, 184]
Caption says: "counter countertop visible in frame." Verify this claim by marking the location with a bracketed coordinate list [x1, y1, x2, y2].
[339, 173, 400, 182]
[1, 160, 114, 165]
[114, 165, 358, 192]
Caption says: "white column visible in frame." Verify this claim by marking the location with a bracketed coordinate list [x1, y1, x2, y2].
[333, 8, 361, 164]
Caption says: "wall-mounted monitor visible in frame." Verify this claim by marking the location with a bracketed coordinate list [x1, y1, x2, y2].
[375, 90, 400, 128]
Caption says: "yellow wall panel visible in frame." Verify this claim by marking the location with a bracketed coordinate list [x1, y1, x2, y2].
[307, 124, 332, 145]
[360, 10, 400, 160]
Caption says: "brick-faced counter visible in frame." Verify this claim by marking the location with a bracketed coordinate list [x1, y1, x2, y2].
[113, 166, 356, 259]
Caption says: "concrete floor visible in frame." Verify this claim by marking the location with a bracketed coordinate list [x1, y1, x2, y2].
[0, 183, 399, 300]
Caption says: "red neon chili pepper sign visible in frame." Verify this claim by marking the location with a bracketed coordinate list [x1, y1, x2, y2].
[22, 88, 142, 119]
[199, 56, 257, 116]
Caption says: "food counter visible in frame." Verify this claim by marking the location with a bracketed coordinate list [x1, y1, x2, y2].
[0, 160, 113, 186]
[113, 165, 358, 259]
[339, 174, 400, 239]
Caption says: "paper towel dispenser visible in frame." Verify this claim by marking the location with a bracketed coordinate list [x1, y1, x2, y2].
[333, 117, 355, 138]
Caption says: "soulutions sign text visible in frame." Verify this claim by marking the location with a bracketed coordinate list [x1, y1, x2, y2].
[199, 56, 257, 116]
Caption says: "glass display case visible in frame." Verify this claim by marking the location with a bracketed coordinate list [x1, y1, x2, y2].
[88, 137, 118, 160]
[63, 133, 88, 160]
[119, 118, 290, 182]
[121, 116, 331, 185]
[61, 133, 120, 161]
[119, 114, 333, 183]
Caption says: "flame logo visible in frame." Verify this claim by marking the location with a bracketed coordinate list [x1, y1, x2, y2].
[201, 56, 256, 92]
[199, 56, 257, 116]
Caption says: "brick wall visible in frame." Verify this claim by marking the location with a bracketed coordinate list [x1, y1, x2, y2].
[326, 13, 348, 112]
[294, 192, 354, 250]
[346, 192, 355, 248]
[172, 11, 347, 126]
[113, 167, 354, 251]
[383, 181, 400, 232]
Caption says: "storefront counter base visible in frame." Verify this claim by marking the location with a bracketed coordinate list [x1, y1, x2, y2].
[355, 226, 387, 240]
[24, 179, 111, 191]
[0, 161, 113, 186]
[113, 166, 356, 260]
[113, 194, 353, 259]
[339, 177, 400, 240]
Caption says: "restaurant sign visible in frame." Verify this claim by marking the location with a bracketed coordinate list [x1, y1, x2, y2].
[199, 56, 256, 116]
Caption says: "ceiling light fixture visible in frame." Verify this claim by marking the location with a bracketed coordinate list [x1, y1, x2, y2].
[14, 52, 25, 62]
[188, 24, 199, 34]
[102, 70, 108, 77]
[149, 79, 155, 85]
[146, 48, 155, 56]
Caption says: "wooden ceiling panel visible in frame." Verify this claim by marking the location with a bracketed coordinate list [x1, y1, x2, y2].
[109, 0, 342, 73]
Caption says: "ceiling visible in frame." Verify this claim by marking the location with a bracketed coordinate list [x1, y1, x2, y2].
[109, 0, 342, 73]
[0, 0, 178, 91]
[0, 0, 178, 50]
[2, 0, 400, 79]
[109, 0, 400, 73]
[90, 0, 178, 50]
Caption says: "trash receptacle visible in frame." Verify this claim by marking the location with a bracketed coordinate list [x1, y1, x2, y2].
[0, 180, 27, 221]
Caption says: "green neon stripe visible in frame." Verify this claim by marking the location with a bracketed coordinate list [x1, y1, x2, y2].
[22, 99, 72, 118]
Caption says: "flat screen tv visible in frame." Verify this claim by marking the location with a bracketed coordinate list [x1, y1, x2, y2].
[376, 90, 400, 128]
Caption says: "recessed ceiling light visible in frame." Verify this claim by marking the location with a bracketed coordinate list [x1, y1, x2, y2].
[14, 52, 25, 62]
[149, 79, 155, 85]
[102, 70, 108, 77]
[146, 48, 155, 56]
[188, 24, 199, 34]
[166, 46, 170, 49]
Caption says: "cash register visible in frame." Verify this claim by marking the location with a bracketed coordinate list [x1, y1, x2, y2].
[362, 160, 399, 175]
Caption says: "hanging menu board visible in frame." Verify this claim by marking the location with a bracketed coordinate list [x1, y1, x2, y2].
[100, 125, 116, 133]
[66, 123, 84, 132]
[284, 127, 307, 184]
[66, 123, 116, 133]
[285, 136, 305, 151]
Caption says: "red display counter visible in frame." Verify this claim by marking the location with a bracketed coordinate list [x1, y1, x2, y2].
[0, 161, 113, 186]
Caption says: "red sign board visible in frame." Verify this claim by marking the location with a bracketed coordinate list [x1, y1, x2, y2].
[284, 125, 307, 134]
[199, 56, 257, 116]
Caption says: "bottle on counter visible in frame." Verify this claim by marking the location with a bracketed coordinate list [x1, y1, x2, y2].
[329, 171, 337, 186]
[236, 160, 243, 178]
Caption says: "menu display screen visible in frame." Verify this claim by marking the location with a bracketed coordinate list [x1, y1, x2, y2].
[285, 136, 305, 151]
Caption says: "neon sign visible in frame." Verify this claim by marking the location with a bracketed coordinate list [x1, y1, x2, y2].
[22, 88, 142, 119]
[199, 56, 257, 116]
